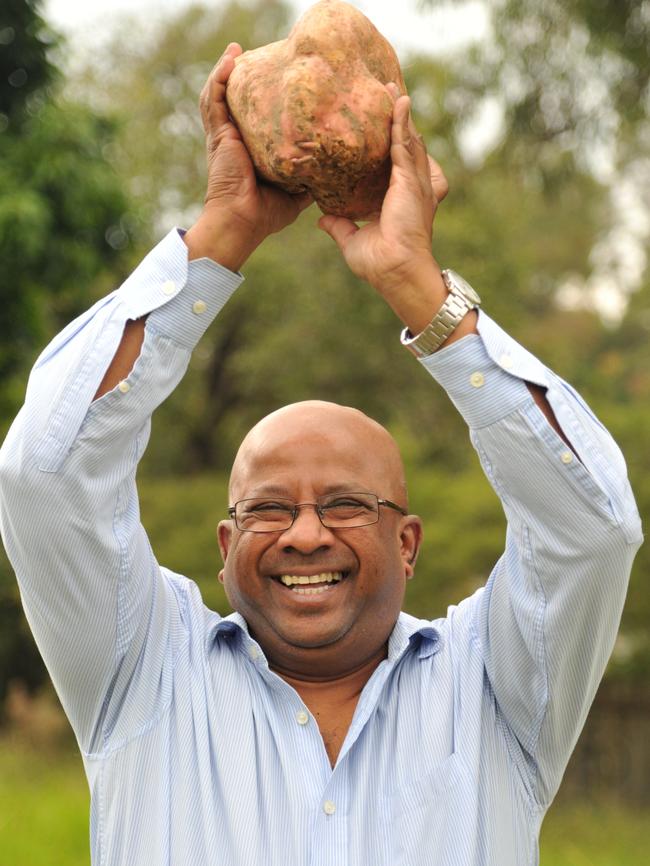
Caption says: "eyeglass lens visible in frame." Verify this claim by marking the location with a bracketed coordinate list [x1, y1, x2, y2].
[234, 493, 380, 531]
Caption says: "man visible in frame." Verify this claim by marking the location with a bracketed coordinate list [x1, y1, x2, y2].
[0, 43, 642, 866]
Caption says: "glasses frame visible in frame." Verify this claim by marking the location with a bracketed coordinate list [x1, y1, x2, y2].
[227, 492, 408, 533]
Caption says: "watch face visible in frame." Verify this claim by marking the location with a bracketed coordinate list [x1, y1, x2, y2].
[444, 269, 482, 306]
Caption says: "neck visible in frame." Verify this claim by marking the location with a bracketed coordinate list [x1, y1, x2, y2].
[269, 642, 387, 698]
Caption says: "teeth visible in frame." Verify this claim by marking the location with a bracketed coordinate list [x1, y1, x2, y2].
[293, 585, 332, 595]
[279, 571, 343, 587]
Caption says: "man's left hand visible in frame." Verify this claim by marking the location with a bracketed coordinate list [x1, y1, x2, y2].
[318, 86, 448, 304]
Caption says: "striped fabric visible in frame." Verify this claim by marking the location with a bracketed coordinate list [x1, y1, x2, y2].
[0, 228, 642, 866]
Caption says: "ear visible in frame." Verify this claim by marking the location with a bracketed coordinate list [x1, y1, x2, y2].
[217, 519, 233, 564]
[399, 516, 422, 580]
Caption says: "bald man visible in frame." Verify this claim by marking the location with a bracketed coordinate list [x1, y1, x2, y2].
[0, 44, 642, 866]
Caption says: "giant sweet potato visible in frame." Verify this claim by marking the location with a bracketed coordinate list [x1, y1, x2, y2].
[225, 0, 405, 220]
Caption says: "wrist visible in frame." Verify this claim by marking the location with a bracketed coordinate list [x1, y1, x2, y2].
[400, 269, 480, 355]
[375, 256, 448, 335]
[184, 207, 260, 272]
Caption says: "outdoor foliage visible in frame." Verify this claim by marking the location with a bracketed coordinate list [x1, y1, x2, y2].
[0, 0, 139, 709]
[0, 0, 139, 425]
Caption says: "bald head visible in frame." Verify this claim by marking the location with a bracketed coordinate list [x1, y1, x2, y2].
[229, 400, 408, 507]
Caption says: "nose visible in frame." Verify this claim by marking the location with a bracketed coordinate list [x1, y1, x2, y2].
[277, 503, 336, 554]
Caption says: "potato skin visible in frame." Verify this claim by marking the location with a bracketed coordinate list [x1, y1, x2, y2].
[225, 0, 406, 220]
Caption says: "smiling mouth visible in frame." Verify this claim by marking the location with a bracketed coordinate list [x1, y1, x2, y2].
[272, 571, 348, 595]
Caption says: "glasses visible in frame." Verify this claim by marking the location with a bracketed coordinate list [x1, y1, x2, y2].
[228, 492, 407, 533]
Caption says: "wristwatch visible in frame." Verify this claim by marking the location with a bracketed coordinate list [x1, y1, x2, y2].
[400, 269, 481, 358]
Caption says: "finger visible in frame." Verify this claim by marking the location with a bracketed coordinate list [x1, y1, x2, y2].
[385, 81, 401, 102]
[318, 214, 359, 251]
[428, 154, 449, 203]
[199, 43, 243, 133]
[213, 42, 242, 74]
[400, 99, 432, 196]
[391, 95, 415, 161]
[391, 95, 432, 203]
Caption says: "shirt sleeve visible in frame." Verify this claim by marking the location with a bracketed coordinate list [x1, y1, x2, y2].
[420, 310, 643, 806]
[0, 228, 243, 754]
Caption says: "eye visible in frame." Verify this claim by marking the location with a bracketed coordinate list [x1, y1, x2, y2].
[248, 500, 293, 514]
[323, 495, 373, 514]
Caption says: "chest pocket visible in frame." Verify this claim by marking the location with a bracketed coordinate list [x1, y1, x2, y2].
[386, 752, 473, 866]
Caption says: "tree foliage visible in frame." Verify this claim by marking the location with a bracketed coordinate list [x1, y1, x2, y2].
[0, 0, 140, 709]
[0, 0, 138, 424]
[0, 0, 58, 120]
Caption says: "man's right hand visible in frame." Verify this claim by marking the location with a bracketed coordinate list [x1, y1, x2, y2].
[183, 43, 313, 271]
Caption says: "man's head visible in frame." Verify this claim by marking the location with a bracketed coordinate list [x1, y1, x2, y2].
[217, 400, 422, 679]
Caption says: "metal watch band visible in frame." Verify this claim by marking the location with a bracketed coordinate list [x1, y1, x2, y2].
[400, 270, 481, 358]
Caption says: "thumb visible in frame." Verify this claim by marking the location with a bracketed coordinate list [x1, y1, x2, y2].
[318, 214, 359, 252]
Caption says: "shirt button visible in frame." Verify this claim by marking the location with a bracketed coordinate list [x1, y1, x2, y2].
[248, 645, 259, 660]
[162, 279, 176, 295]
[470, 371, 485, 388]
[499, 354, 514, 369]
[192, 300, 207, 315]
[117, 380, 130, 394]
[561, 450, 574, 464]
[296, 710, 309, 726]
[323, 800, 336, 815]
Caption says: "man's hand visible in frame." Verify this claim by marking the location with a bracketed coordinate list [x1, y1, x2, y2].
[184, 43, 313, 270]
[318, 88, 464, 337]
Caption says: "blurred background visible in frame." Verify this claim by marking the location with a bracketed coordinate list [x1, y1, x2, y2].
[0, 0, 648, 863]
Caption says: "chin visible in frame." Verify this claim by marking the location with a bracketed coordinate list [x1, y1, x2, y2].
[281, 627, 350, 651]
[268, 616, 355, 653]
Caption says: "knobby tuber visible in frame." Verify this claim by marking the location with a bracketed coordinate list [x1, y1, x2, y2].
[225, 0, 406, 220]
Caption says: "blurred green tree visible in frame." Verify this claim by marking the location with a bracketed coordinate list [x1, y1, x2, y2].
[0, 0, 59, 118]
[0, 0, 139, 427]
[0, 0, 140, 713]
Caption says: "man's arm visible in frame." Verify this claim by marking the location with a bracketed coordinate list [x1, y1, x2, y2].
[319, 90, 569, 446]
[319, 89, 642, 804]
[95, 43, 312, 402]
[424, 316, 641, 804]
[0, 43, 310, 752]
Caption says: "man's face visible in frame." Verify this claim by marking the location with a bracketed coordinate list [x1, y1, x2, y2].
[217, 402, 421, 678]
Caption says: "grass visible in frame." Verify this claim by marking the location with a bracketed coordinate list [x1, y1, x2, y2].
[540, 797, 650, 866]
[0, 739, 648, 866]
[0, 740, 89, 866]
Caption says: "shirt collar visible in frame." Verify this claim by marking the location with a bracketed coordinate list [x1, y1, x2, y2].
[210, 610, 442, 662]
[387, 611, 442, 661]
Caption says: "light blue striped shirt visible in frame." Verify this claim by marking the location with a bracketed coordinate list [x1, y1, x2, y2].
[0, 228, 642, 866]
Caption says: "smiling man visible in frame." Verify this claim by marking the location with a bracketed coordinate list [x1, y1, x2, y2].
[218, 400, 421, 766]
[0, 43, 643, 866]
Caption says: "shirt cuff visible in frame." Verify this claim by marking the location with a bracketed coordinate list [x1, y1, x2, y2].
[116, 228, 244, 351]
[419, 311, 550, 429]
